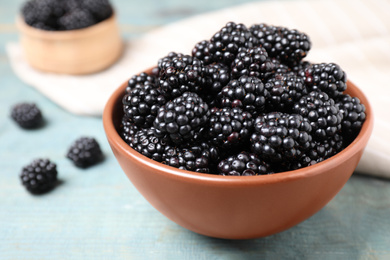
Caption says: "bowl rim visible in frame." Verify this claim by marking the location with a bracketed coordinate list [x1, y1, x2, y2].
[16, 12, 117, 40]
[103, 73, 374, 186]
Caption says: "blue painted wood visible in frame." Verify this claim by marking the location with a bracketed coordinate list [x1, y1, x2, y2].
[1, 0, 390, 259]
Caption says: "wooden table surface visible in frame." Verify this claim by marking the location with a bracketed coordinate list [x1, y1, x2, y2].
[1, 0, 390, 259]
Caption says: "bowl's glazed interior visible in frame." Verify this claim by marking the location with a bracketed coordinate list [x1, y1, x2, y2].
[103, 74, 373, 239]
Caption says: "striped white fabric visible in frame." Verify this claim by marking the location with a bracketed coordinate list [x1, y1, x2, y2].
[7, 0, 390, 177]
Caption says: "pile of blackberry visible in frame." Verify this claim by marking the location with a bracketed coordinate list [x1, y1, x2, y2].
[21, 0, 113, 31]
[120, 22, 366, 176]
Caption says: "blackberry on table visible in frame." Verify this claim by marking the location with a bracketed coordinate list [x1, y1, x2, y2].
[303, 63, 347, 98]
[265, 73, 308, 112]
[11, 102, 43, 129]
[219, 75, 269, 115]
[218, 151, 272, 176]
[128, 128, 172, 162]
[250, 112, 312, 163]
[67, 137, 104, 168]
[20, 158, 58, 194]
[336, 94, 366, 141]
[122, 81, 166, 128]
[153, 92, 210, 144]
[207, 107, 254, 149]
[231, 46, 275, 80]
[293, 91, 343, 140]
[250, 23, 311, 65]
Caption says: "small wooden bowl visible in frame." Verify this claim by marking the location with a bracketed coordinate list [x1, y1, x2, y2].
[103, 70, 374, 239]
[16, 14, 123, 75]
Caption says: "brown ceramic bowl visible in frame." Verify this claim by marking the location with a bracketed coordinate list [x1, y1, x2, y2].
[16, 13, 123, 75]
[103, 70, 373, 239]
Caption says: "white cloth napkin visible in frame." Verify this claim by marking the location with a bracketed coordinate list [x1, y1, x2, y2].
[6, 0, 390, 178]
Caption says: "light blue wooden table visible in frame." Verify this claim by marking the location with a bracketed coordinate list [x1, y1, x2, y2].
[1, 0, 390, 259]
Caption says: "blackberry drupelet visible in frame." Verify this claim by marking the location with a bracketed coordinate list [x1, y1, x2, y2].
[293, 91, 343, 140]
[218, 151, 272, 176]
[67, 137, 104, 168]
[11, 102, 43, 129]
[126, 72, 157, 92]
[128, 128, 172, 162]
[250, 112, 312, 163]
[219, 75, 269, 115]
[231, 46, 274, 80]
[20, 158, 58, 194]
[250, 23, 311, 65]
[153, 92, 210, 144]
[265, 73, 308, 112]
[303, 63, 347, 98]
[122, 81, 166, 128]
[336, 94, 366, 141]
[157, 53, 206, 99]
[207, 107, 253, 149]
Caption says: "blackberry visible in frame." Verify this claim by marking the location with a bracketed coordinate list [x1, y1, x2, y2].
[11, 102, 43, 129]
[203, 22, 259, 65]
[157, 53, 205, 99]
[250, 112, 312, 163]
[265, 73, 308, 112]
[122, 81, 166, 128]
[292, 133, 344, 169]
[20, 158, 58, 194]
[293, 91, 343, 140]
[81, 0, 113, 22]
[250, 23, 311, 65]
[162, 142, 217, 173]
[126, 72, 157, 92]
[58, 9, 96, 30]
[207, 107, 253, 149]
[192, 40, 214, 65]
[66, 137, 104, 168]
[231, 46, 274, 80]
[202, 63, 231, 105]
[218, 151, 272, 176]
[22, 0, 65, 30]
[219, 75, 269, 114]
[303, 63, 347, 98]
[153, 92, 209, 144]
[120, 116, 139, 144]
[128, 128, 172, 162]
[336, 94, 366, 140]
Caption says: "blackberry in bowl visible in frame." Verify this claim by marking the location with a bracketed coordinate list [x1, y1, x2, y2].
[102, 22, 373, 239]
[17, 0, 122, 74]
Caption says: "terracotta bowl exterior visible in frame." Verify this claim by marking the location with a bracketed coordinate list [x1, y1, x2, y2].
[16, 14, 123, 75]
[103, 71, 373, 239]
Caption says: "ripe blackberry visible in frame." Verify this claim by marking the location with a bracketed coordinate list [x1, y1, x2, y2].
[207, 107, 253, 149]
[219, 75, 269, 114]
[81, 0, 113, 22]
[292, 133, 344, 169]
[250, 112, 312, 163]
[202, 63, 231, 105]
[11, 102, 43, 129]
[336, 94, 366, 140]
[218, 151, 272, 176]
[204, 22, 259, 65]
[153, 92, 209, 144]
[303, 63, 347, 98]
[120, 116, 140, 144]
[58, 9, 96, 30]
[250, 23, 311, 65]
[231, 46, 274, 80]
[122, 81, 166, 128]
[126, 72, 157, 92]
[293, 91, 343, 140]
[265, 73, 308, 112]
[192, 40, 214, 65]
[20, 158, 58, 194]
[157, 53, 205, 99]
[66, 137, 104, 168]
[162, 147, 210, 173]
[128, 128, 172, 162]
[22, 0, 65, 30]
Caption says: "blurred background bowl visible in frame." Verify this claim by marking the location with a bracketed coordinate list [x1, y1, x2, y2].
[16, 13, 123, 75]
[103, 70, 373, 239]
